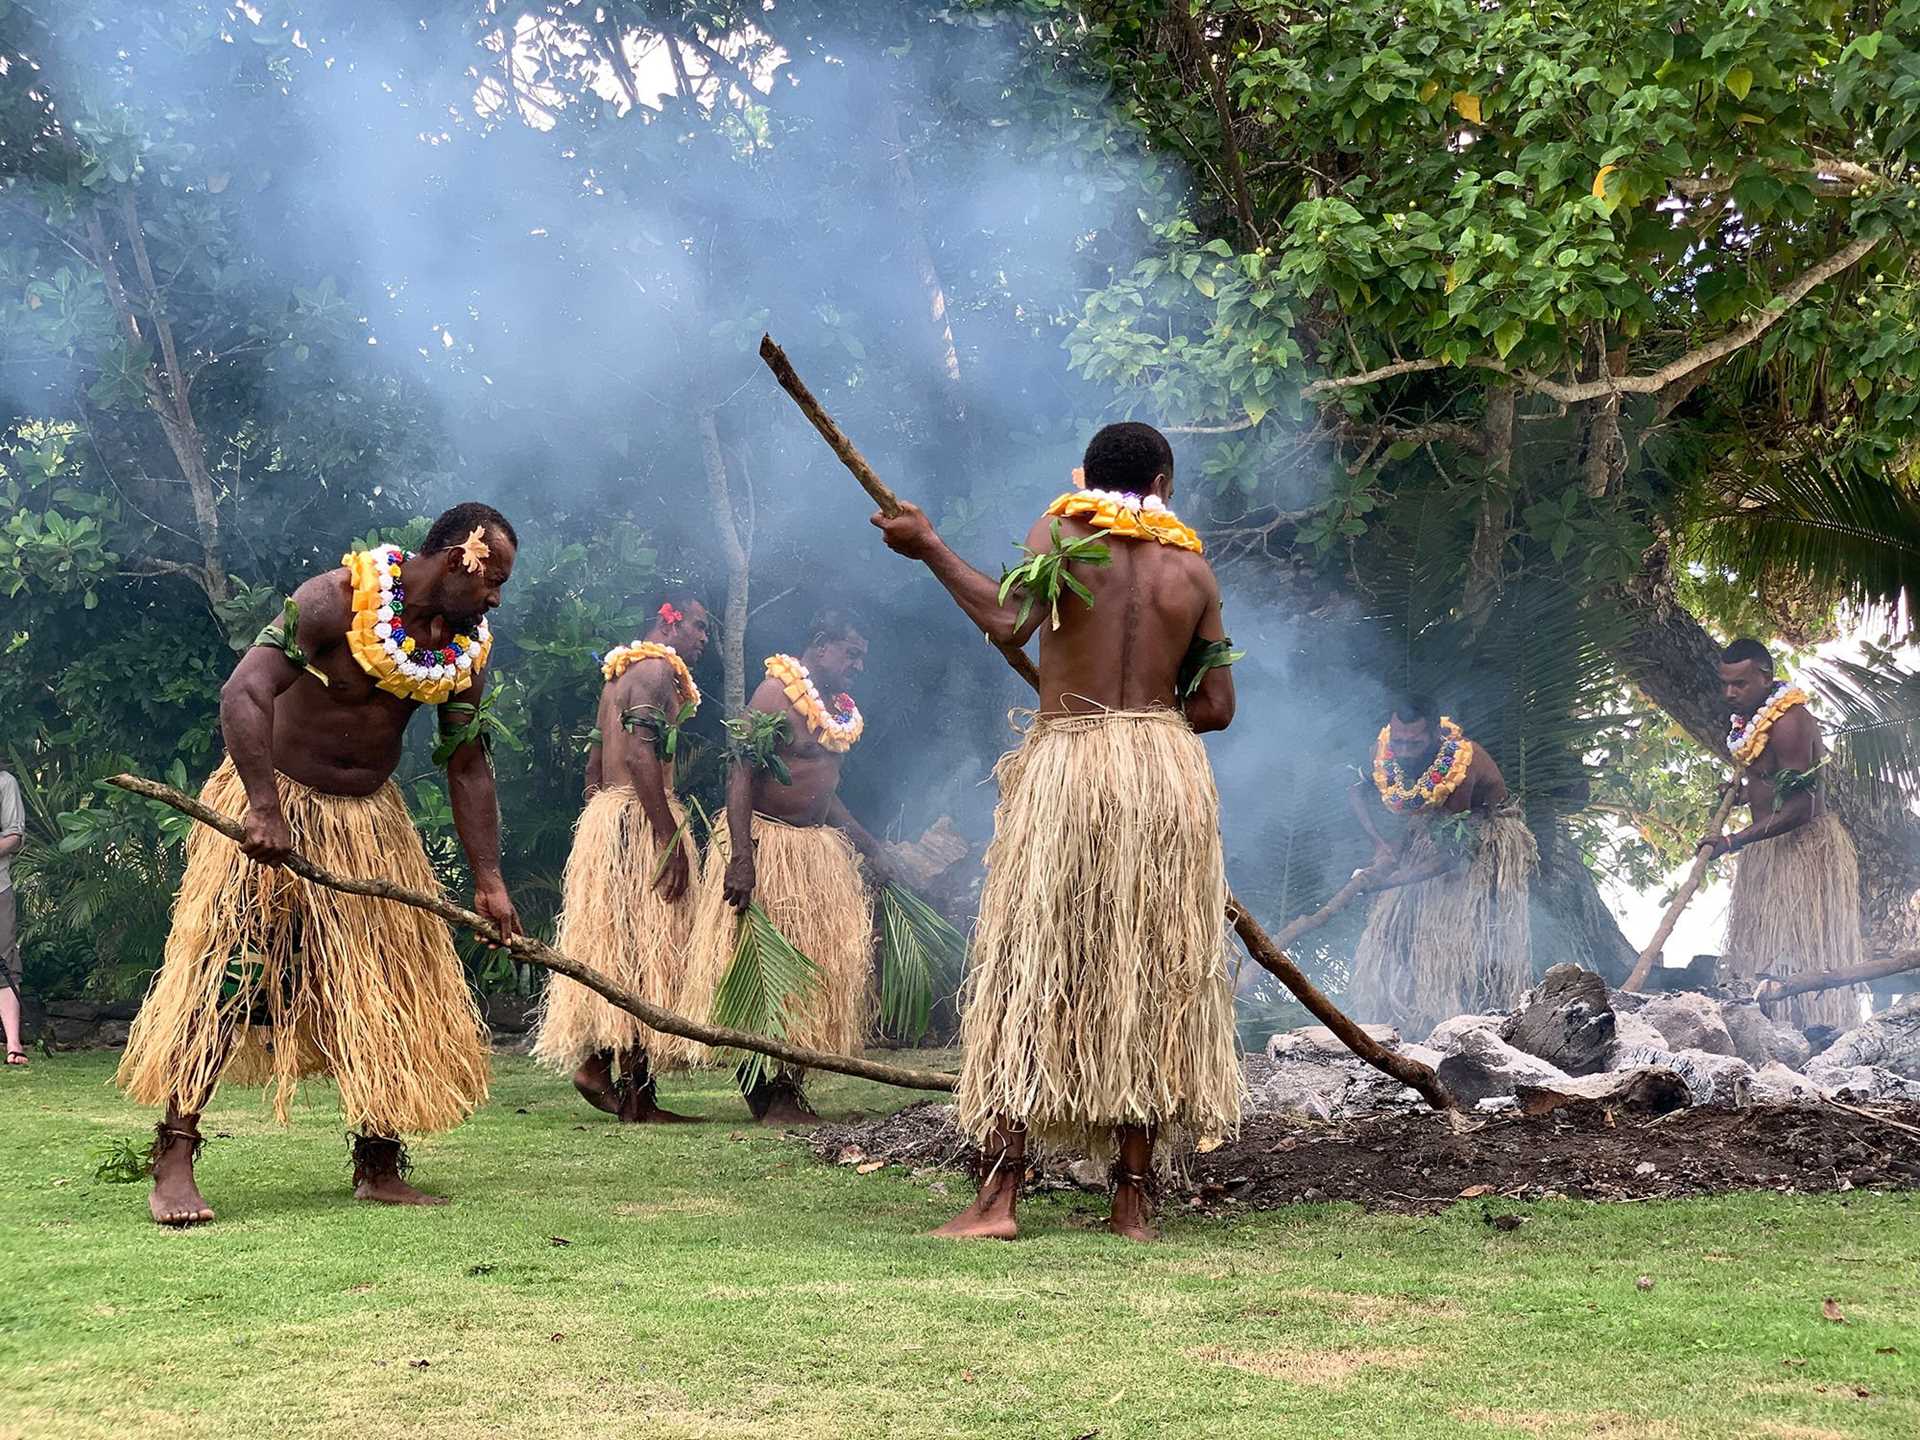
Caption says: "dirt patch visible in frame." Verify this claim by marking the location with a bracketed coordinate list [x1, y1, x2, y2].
[1256, 1288, 1467, 1325]
[1188, 1342, 1421, 1388]
[810, 1100, 1920, 1214]
[1450, 1407, 1688, 1439]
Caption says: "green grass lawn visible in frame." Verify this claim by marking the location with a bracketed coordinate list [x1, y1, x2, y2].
[3, 1052, 1916, 1439]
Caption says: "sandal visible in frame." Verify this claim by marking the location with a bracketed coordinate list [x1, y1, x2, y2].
[5, 1051, 27, 1067]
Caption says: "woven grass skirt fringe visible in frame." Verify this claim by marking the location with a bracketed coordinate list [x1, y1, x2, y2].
[116, 758, 490, 1135]
[1726, 811, 1867, 1033]
[1347, 805, 1538, 1038]
[954, 709, 1241, 1165]
[680, 813, 874, 1076]
[531, 787, 701, 1073]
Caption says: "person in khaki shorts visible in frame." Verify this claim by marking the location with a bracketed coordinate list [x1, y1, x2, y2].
[0, 765, 25, 1068]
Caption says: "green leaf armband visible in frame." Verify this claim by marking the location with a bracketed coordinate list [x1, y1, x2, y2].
[251, 598, 329, 686]
[1178, 634, 1246, 699]
[621, 698, 700, 761]
[433, 689, 522, 767]
[997, 520, 1113, 631]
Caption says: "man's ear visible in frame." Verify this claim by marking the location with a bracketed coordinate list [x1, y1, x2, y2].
[1152, 470, 1174, 500]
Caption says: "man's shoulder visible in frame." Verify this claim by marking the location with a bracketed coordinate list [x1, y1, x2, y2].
[291, 568, 354, 637]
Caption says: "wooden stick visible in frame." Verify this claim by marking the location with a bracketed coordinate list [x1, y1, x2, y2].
[108, 774, 958, 1095]
[1622, 773, 1745, 993]
[753, 348, 1456, 1111]
[1758, 949, 1920, 1003]
[759, 335, 902, 517]
[1267, 870, 1373, 953]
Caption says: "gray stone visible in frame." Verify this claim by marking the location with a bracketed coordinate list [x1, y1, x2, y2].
[1721, 1003, 1812, 1071]
[1663, 1048, 1754, 1106]
[1805, 1062, 1920, 1103]
[1435, 1027, 1571, 1106]
[1514, 1067, 1692, 1117]
[1500, 964, 1616, 1076]
[1639, 991, 1736, 1057]
[1266, 1023, 1400, 1061]
[1812, 995, 1920, 1080]
[1749, 1062, 1824, 1104]
[1608, 1012, 1667, 1064]
[1423, 1013, 1507, 1056]
[1243, 1056, 1349, 1118]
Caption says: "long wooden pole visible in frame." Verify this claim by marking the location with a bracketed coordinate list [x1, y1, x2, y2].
[108, 774, 958, 1095]
[1758, 949, 1920, 1003]
[759, 335, 1456, 1111]
[1622, 774, 1745, 993]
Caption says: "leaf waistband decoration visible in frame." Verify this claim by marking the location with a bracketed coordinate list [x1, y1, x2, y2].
[1178, 634, 1246, 699]
[724, 709, 793, 787]
[251, 597, 330, 686]
[433, 688, 522, 767]
[998, 520, 1113, 632]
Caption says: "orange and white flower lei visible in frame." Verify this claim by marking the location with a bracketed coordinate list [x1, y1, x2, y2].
[1373, 717, 1473, 814]
[765, 654, 863, 752]
[1728, 680, 1810, 766]
[601, 641, 700, 711]
[1044, 489, 1203, 552]
[343, 544, 491, 705]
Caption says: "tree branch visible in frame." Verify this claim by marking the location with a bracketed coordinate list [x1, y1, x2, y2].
[1174, 0, 1260, 248]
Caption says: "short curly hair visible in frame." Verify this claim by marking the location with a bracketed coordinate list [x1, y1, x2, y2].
[1083, 422, 1174, 495]
[422, 501, 517, 556]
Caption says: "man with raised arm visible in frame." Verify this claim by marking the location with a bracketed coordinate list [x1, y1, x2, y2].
[873, 421, 1241, 1242]
[1705, 638, 1865, 1031]
[679, 609, 892, 1126]
[533, 594, 711, 1122]
[117, 503, 522, 1225]
[1343, 694, 1535, 1035]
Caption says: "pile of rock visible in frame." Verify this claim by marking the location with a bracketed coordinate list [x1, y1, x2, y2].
[1252, 967, 1920, 1120]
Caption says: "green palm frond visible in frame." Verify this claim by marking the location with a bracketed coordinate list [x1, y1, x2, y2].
[877, 885, 966, 1044]
[1801, 653, 1920, 793]
[1691, 456, 1920, 615]
[707, 902, 823, 1089]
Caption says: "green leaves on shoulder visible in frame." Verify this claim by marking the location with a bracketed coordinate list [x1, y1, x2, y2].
[997, 519, 1112, 631]
[1178, 634, 1246, 699]
[433, 688, 523, 767]
[251, 597, 330, 686]
[724, 708, 793, 786]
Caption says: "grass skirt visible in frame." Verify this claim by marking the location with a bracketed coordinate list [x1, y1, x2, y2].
[116, 758, 490, 1135]
[954, 710, 1241, 1164]
[531, 788, 700, 1073]
[681, 813, 873, 1076]
[1347, 806, 1537, 1036]
[1726, 811, 1866, 1032]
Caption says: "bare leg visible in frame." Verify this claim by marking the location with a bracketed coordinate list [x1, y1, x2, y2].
[739, 1065, 820, 1127]
[2, 985, 24, 1065]
[351, 1133, 447, 1206]
[571, 1048, 620, 1115]
[149, 1105, 216, 1226]
[1108, 1125, 1158, 1243]
[933, 1120, 1024, 1240]
[613, 1048, 696, 1123]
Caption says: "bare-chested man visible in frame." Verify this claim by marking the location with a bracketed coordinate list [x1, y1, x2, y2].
[874, 421, 1241, 1242]
[1706, 638, 1864, 1031]
[1344, 694, 1535, 1035]
[117, 502, 522, 1224]
[679, 610, 894, 1125]
[533, 595, 711, 1121]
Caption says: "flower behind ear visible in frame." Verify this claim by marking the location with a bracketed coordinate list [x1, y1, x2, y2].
[659, 601, 684, 625]
[456, 527, 491, 573]
[1070, 466, 1087, 490]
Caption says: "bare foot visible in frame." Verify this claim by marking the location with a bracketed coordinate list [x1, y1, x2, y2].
[1108, 1182, 1158, 1243]
[353, 1172, 450, 1206]
[615, 1088, 699, 1124]
[149, 1161, 215, 1226]
[932, 1199, 1018, 1241]
[572, 1056, 620, 1116]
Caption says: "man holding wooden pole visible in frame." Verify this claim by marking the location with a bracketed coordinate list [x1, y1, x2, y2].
[1708, 639, 1866, 1031]
[874, 422, 1242, 1242]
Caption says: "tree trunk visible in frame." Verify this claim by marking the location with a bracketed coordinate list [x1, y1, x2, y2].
[1463, 383, 1515, 632]
[1611, 541, 1920, 950]
[698, 409, 751, 713]
[1530, 822, 1637, 986]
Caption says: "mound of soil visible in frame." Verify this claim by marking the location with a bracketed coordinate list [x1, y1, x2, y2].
[809, 1100, 1920, 1215]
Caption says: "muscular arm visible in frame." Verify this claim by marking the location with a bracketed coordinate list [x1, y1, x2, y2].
[600, 666, 679, 834]
[442, 665, 520, 938]
[1731, 707, 1822, 850]
[1348, 780, 1394, 857]
[1182, 570, 1236, 734]
[872, 502, 1047, 647]
[723, 678, 790, 911]
[218, 574, 343, 862]
[0, 776, 23, 859]
[1468, 749, 1509, 815]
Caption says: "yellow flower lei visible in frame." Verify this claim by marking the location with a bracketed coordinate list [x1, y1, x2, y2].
[1372, 717, 1474, 813]
[1044, 489, 1204, 552]
[765, 654, 864, 753]
[342, 544, 492, 705]
[601, 641, 700, 712]
[1728, 683, 1810, 766]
